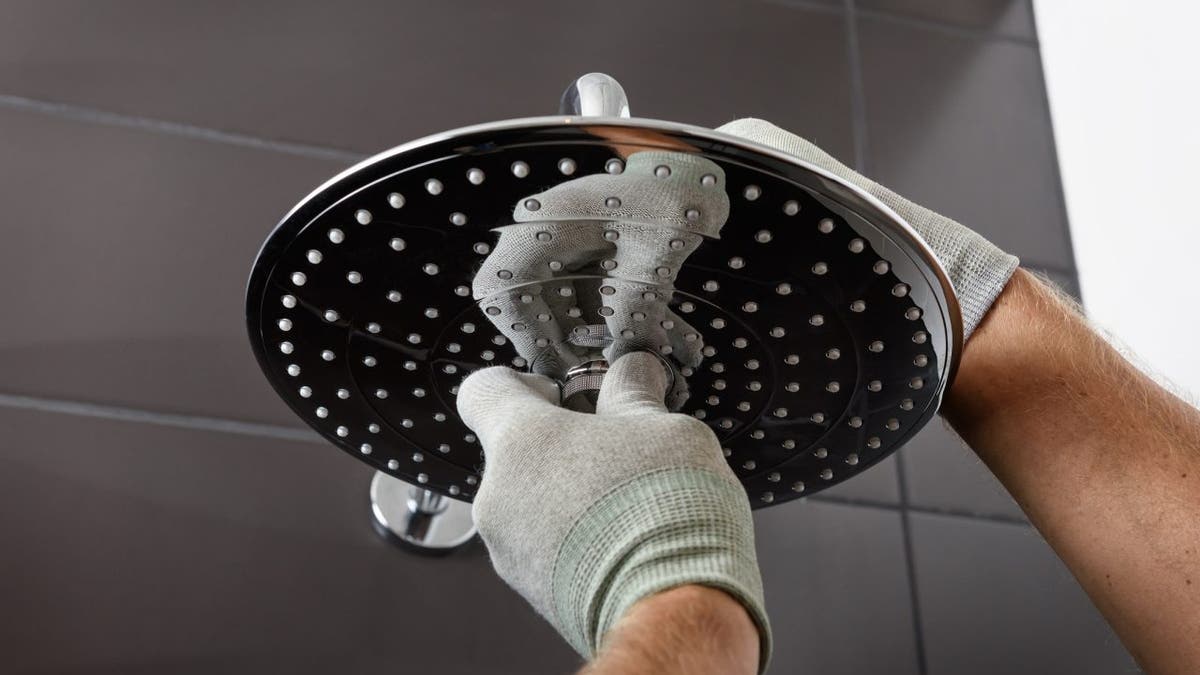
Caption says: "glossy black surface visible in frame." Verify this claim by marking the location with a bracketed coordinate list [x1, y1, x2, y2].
[247, 120, 957, 506]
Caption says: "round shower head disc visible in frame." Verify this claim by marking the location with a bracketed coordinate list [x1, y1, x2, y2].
[246, 84, 961, 508]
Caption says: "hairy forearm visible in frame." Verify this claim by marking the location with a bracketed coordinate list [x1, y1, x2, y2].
[943, 268, 1200, 674]
[580, 585, 759, 675]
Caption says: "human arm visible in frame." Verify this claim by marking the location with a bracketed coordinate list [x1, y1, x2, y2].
[721, 118, 1200, 674]
[580, 585, 759, 675]
[942, 268, 1200, 674]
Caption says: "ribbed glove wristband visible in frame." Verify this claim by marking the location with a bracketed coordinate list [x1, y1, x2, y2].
[553, 467, 769, 666]
[457, 354, 772, 672]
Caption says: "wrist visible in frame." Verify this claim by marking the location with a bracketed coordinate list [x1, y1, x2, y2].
[583, 585, 760, 675]
[552, 467, 771, 672]
[943, 268, 1076, 434]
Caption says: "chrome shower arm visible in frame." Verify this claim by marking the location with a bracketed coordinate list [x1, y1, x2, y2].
[559, 72, 631, 118]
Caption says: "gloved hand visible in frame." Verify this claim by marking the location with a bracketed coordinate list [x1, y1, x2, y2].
[471, 150, 731, 407]
[457, 119, 1018, 674]
[457, 352, 771, 671]
[717, 118, 1019, 339]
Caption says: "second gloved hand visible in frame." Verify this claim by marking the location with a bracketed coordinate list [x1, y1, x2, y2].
[718, 118, 1019, 339]
[457, 351, 771, 672]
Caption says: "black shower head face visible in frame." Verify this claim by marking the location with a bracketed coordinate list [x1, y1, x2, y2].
[246, 118, 960, 508]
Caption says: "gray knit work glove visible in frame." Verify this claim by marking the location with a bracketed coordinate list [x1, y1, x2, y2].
[718, 118, 1019, 339]
[472, 150, 729, 406]
[457, 352, 771, 671]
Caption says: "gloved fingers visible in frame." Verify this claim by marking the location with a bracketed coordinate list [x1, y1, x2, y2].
[598, 223, 708, 367]
[513, 155, 727, 239]
[663, 366, 692, 411]
[661, 309, 706, 369]
[595, 351, 670, 416]
[457, 366, 561, 449]
[478, 283, 583, 375]
[597, 278, 676, 364]
[537, 274, 588, 337]
[472, 221, 607, 300]
[512, 172, 627, 224]
[612, 151, 731, 239]
[570, 276, 605, 327]
[607, 222, 704, 286]
[716, 118, 861, 184]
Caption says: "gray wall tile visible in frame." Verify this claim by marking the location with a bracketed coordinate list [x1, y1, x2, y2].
[764, 0, 843, 8]
[0, 1, 855, 162]
[902, 420, 1025, 520]
[0, 404, 916, 675]
[858, 18, 1073, 270]
[859, 0, 1035, 40]
[0, 406, 579, 675]
[910, 513, 1137, 674]
[755, 501, 920, 675]
[0, 106, 345, 425]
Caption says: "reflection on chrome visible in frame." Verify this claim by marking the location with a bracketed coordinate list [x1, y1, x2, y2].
[471, 151, 730, 407]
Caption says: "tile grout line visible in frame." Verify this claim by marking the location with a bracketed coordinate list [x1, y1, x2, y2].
[0, 390, 1035, 527]
[904, 503, 1029, 527]
[0, 392, 322, 444]
[843, 1, 870, 174]
[856, 7, 1038, 46]
[846, 1, 927, 670]
[0, 93, 1080, 283]
[895, 449, 931, 675]
[0, 0, 1041, 176]
[1025, 2, 1083, 303]
[0, 93, 366, 164]
[759, 0, 844, 15]
[762, 0, 1039, 47]
[809, 491, 1030, 526]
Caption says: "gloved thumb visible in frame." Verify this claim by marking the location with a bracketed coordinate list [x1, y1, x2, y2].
[595, 352, 670, 416]
[457, 367, 561, 448]
[717, 118, 857, 183]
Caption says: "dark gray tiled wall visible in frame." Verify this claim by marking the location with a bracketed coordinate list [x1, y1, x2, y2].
[902, 421, 1025, 521]
[0, 405, 920, 674]
[0, 1, 854, 161]
[910, 514, 1138, 674]
[0, 406, 578, 675]
[857, 15, 1073, 270]
[0, 0, 1130, 673]
[858, 0, 1035, 40]
[755, 501, 921, 674]
[0, 105, 341, 427]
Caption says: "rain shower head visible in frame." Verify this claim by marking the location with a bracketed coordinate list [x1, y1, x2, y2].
[246, 73, 961, 508]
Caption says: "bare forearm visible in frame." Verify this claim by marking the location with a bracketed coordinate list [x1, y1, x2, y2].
[580, 585, 759, 675]
[944, 268, 1200, 674]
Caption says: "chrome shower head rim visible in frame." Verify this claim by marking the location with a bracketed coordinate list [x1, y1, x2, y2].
[246, 115, 963, 507]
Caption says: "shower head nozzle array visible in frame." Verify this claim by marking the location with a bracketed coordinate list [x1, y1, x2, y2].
[245, 73, 961, 508]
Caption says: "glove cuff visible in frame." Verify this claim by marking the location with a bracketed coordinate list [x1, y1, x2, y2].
[867, 189, 1020, 340]
[551, 467, 772, 673]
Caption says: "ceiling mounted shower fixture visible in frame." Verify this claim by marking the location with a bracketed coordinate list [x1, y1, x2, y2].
[246, 72, 962, 509]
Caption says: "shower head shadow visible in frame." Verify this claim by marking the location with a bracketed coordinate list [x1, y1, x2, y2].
[245, 73, 961, 508]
